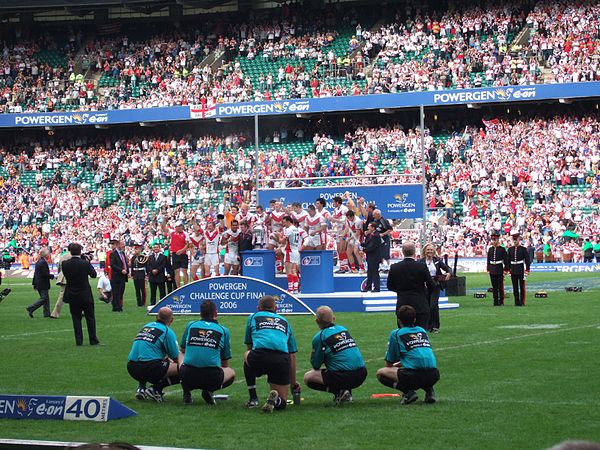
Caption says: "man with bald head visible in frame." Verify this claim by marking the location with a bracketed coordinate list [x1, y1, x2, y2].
[127, 307, 181, 402]
[304, 306, 367, 406]
[387, 241, 435, 329]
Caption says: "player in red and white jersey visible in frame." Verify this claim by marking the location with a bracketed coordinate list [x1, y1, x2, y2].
[268, 202, 286, 250]
[189, 224, 205, 280]
[315, 197, 331, 248]
[251, 205, 269, 248]
[203, 220, 221, 277]
[290, 202, 309, 230]
[331, 195, 350, 273]
[162, 218, 190, 287]
[342, 210, 365, 273]
[221, 219, 241, 275]
[236, 203, 256, 228]
[304, 205, 328, 250]
[281, 215, 301, 293]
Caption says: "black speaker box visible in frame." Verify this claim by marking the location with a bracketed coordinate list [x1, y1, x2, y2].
[446, 276, 466, 296]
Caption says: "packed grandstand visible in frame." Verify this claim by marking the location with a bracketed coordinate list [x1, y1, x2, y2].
[1, 0, 599, 267]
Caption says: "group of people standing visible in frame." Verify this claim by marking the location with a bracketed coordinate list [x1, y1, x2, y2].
[127, 296, 440, 409]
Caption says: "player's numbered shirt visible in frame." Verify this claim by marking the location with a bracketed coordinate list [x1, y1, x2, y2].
[223, 229, 240, 254]
[311, 324, 365, 371]
[244, 311, 298, 354]
[128, 321, 179, 362]
[306, 213, 326, 236]
[204, 229, 221, 254]
[284, 225, 302, 251]
[385, 326, 437, 370]
[180, 319, 232, 368]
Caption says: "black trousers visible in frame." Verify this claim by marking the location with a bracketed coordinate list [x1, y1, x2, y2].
[149, 281, 166, 305]
[29, 289, 50, 317]
[69, 301, 98, 345]
[511, 273, 526, 306]
[364, 256, 380, 291]
[489, 273, 505, 306]
[166, 279, 175, 294]
[427, 284, 441, 330]
[111, 279, 125, 311]
[133, 278, 146, 306]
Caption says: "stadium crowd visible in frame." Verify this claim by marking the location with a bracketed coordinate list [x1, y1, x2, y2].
[1, 0, 599, 113]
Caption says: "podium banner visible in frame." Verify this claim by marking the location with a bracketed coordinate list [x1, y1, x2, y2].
[149, 276, 315, 315]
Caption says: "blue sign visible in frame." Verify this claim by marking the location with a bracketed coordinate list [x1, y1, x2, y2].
[149, 276, 315, 315]
[530, 263, 600, 273]
[0, 395, 136, 421]
[301, 255, 321, 266]
[259, 184, 423, 219]
[244, 257, 263, 267]
[0, 106, 191, 128]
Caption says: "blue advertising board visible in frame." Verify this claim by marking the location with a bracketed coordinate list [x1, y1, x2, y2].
[530, 263, 600, 273]
[149, 275, 315, 315]
[258, 184, 423, 219]
[1, 82, 599, 128]
[0, 395, 136, 421]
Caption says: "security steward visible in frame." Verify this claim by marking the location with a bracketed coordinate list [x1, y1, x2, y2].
[130, 243, 148, 307]
[507, 230, 531, 306]
[127, 307, 181, 402]
[303, 306, 367, 406]
[179, 300, 235, 405]
[376, 305, 440, 405]
[486, 231, 508, 306]
[243, 295, 298, 413]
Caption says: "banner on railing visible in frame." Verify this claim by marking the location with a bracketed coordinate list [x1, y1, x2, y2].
[258, 184, 423, 219]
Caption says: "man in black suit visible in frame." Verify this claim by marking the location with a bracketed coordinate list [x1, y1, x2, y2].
[146, 243, 166, 305]
[109, 240, 128, 312]
[362, 222, 382, 292]
[387, 241, 435, 329]
[62, 243, 99, 346]
[26, 248, 54, 318]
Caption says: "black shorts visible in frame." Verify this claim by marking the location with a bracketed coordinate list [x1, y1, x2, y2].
[396, 368, 440, 393]
[322, 367, 367, 392]
[171, 253, 189, 270]
[127, 359, 169, 385]
[180, 365, 224, 392]
[381, 237, 391, 260]
[247, 349, 291, 386]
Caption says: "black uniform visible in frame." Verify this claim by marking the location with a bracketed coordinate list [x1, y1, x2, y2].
[507, 245, 530, 306]
[130, 254, 148, 307]
[486, 245, 508, 306]
[362, 230, 381, 292]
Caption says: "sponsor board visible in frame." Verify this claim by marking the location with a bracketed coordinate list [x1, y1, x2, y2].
[0, 395, 136, 421]
[149, 276, 315, 315]
[243, 257, 264, 267]
[301, 255, 321, 266]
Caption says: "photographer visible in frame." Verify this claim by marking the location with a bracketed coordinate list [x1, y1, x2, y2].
[62, 243, 100, 346]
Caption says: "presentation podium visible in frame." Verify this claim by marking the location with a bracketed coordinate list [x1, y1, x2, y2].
[240, 250, 276, 285]
[299, 250, 334, 293]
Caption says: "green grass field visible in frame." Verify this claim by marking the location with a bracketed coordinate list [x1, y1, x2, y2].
[1, 272, 599, 450]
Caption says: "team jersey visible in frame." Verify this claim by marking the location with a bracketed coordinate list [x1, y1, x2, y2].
[344, 217, 363, 240]
[311, 324, 365, 371]
[269, 210, 286, 233]
[291, 209, 309, 229]
[223, 229, 240, 254]
[204, 229, 221, 254]
[332, 205, 349, 232]
[236, 212, 255, 227]
[244, 311, 298, 354]
[284, 225, 302, 251]
[169, 230, 189, 252]
[190, 232, 205, 251]
[317, 207, 331, 224]
[385, 326, 437, 370]
[128, 321, 179, 362]
[180, 319, 232, 368]
[306, 213, 326, 236]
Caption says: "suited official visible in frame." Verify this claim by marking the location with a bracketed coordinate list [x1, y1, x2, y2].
[146, 243, 166, 306]
[109, 240, 129, 312]
[419, 243, 452, 333]
[26, 248, 54, 318]
[387, 241, 435, 329]
[50, 250, 72, 318]
[362, 222, 382, 292]
[62, 243, 99, 346]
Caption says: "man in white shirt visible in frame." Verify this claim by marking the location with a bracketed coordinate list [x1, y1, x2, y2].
[97, 269, 112, 304]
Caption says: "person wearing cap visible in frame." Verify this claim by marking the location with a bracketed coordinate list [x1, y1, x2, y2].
[303, 306, 367, 406]
[507, 230, 530, 306]
[376, 305, 440, 405]
[486, 231, 508, 306]
[127, 307, 181, 402]
[130, 244, 148, 307]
